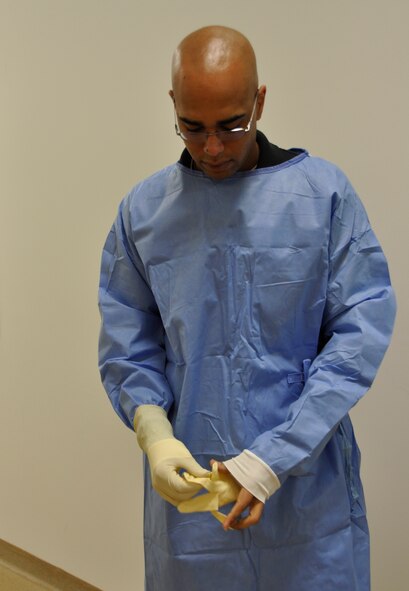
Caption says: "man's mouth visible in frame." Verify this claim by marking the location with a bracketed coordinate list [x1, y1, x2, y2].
[202, 160, 232, 171]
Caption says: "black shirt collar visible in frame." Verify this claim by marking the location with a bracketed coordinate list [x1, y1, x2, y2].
[178, 130, 298, 170]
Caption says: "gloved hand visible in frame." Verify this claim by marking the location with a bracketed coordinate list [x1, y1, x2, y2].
[134, 405, 210, 506]
[178, 461, 241, 524]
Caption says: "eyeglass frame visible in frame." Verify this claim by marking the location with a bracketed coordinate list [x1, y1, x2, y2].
[173, 89, 260, 144]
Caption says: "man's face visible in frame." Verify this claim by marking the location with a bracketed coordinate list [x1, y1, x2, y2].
[171, 79, 266, 180]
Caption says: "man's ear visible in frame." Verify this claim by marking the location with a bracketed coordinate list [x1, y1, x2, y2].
[256, 85, 267, 121]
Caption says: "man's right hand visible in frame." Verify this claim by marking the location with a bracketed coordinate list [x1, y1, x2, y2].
[147, 438, 210, 505]
[134, 405, 209, 505]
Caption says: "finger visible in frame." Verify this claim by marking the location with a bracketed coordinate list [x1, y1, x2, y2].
[222, 489, 253, 530]
[156, 490, 179, 507]
[154, 477, 201, 501]
[230, 499, 264, 530]
[212, 460, 229, 474]
[182, 457, 211, 478]
[168, 471, 203, 494]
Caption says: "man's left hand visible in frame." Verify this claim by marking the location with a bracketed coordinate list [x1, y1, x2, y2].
[212, 461, 264, 530]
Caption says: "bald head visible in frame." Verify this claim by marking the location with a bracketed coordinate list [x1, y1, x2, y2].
[169, 26, 266, 179]
[171, 26, 259, 102]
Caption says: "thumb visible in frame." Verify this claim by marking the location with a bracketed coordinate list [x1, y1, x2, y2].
[181, 457, 210, 478]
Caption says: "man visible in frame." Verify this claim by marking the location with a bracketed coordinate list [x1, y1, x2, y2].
[98, 26, 396, 591]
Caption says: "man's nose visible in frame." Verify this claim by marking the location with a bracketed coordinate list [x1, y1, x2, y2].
[204, 133, 224, 156]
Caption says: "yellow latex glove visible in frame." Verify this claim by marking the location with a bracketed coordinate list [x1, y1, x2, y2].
[178, 462, 241, 524]
[134, 405, 210, 506]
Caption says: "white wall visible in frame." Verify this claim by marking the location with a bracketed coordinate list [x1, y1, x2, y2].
[1, 1, 407, 590]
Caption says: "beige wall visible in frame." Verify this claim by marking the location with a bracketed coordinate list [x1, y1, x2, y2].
[1, 1, 407, 590]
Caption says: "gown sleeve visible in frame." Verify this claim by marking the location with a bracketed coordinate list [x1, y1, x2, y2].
[247, 172, 396, 483]
[98, 197, 174, 430]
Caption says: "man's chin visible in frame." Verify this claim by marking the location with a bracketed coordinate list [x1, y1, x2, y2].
[198, 159, 236, 179]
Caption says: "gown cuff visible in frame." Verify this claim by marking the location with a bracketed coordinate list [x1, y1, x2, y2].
[223, 450, 281, 503]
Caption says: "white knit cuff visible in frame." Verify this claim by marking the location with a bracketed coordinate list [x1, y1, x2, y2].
[223, 450, 281, 503]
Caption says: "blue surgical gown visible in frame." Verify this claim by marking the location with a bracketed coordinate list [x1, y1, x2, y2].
[98, 149, 396, 591]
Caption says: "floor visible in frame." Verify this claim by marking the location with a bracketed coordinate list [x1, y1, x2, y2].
[0, 539, 103, 591]
[0, 563, 51, 591]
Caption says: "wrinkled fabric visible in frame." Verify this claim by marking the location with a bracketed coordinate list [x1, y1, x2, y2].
[98, 150, 396, 591]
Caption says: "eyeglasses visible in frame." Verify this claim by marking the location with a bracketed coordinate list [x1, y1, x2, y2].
[173, 90, 259, 144]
